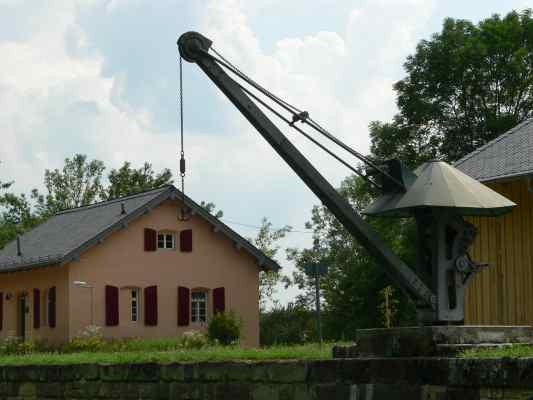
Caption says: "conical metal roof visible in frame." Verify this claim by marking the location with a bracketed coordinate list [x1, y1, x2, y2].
[363, 160, 516, 217]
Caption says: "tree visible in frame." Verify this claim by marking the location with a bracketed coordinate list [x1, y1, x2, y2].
[248, 218, 291, 310]
[0, 156, 175, 248]
[369, 118, 439, 170]
[0, 162, 13, 192]
[39, 154, 105, 215]
[0, 162, 18, 248]
[199, 201, 223, 218]
[372, 9, 533, 163]
[106, 162, 173, 200]
[0, 192, 43, 248]
[286, 175, 416, 340]
[260, 301, 317, 345]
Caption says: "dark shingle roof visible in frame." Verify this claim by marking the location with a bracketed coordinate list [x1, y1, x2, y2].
[0, 186, 280, 273]
[454, 119, 533, 182]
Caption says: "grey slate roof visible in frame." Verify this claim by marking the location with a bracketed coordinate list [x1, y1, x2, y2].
[454, 119, 533, 182]
[0, 185, 280, 273]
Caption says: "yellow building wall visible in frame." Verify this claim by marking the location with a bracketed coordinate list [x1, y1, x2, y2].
[465, 178, 533, 325]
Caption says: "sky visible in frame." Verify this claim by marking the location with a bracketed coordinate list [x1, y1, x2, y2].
[1, 0, 531, 305]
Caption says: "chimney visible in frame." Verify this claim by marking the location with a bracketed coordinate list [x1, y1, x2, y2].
[121, 203, 126, 215]
[16, 235, 22, 256]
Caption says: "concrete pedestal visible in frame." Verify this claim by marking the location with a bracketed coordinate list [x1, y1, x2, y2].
[333, 325, 533, 357]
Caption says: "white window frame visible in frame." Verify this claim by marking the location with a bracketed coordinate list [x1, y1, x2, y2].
[191, 291, 208, 323]
[131, 288, 140, 322]
[157, 231, 175, 250]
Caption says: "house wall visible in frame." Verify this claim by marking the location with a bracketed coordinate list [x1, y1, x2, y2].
[465, 177, 533, 325]
[67, 200, 261, 346]
[0, 265, 69, 343]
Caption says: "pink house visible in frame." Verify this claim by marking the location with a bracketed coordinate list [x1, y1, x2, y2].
[0, 186, 279, 347]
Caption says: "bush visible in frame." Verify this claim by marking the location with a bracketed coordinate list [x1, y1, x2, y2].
[260, 303, 317, 346]
[177, 331, 209, 349]
[207, 311, 242, 345]
[0, 336, 37, 355]
[66, 325, 106, 352]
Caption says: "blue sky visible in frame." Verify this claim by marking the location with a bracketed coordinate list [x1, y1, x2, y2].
[1, 0, 531, 304]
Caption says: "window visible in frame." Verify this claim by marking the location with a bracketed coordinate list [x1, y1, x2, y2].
[191, 291, 207, 323]
[131, 288, 140, 322]
[157, 232, 175, 249]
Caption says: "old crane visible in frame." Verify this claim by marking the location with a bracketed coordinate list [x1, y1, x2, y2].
[177, 31, 514, 325]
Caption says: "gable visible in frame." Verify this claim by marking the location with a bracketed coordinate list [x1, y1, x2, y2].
[75, 199, 260, 276]
[0, 186, 280, 273]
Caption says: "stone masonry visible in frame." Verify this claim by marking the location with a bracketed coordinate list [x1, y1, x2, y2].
[1, 358, 533, 399]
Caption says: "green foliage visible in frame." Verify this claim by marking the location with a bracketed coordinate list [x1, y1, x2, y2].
[286, 175, 416, 339]
[62, 327, 209, 353]
[461, 344, 533, 358]
[248, 218, 291, 309]
[177, 331, 209, 349]
[41, 154, 106, 215]
[377, 285, 400, 328]
[106, 162, 173, 200]
[66, 325, 106, 353]
[0, 161, 13, 192]
[0, 155, 173, 249]
[200, 201, 224, 218]
[0, 337, 37, 355]
[371, 9, 533, 164]
[260, 302, 317, 346]
[207, 311, 243, 346]
[0, 343, 334, 365]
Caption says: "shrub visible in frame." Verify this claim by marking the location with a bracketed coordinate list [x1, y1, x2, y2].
[177, 331, 209, 349]
[207, 311, 242, 345]
[260, 302, 317, 346]
[0, 336, 37, 355]
[67, 325, 106, 352]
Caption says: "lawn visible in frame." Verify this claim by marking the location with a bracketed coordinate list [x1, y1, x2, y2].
[0, 343, 334, 366]
[460, 344, 533, 359]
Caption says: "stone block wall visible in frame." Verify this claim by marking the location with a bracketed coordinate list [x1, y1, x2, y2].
[0, 358, 533, 399]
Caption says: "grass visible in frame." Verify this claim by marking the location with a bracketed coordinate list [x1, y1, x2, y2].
[460, 344, 533, 359]
[0, 343, 334, 366]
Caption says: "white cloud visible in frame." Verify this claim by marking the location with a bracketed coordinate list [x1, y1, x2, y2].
[197, 0, 436, 187]
[0, 0, 437, 306]
[0, 2, 175, 193]
[196, 0, 437, 304]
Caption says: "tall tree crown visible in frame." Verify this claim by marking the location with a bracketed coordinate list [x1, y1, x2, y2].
[372, 9, 533, 164]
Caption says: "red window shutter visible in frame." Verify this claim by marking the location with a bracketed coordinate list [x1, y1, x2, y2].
[144, 228, 157, 252]
[33, 289, 40, 329]
[213, 287, 225, 314]
[180, 229, 192, 252]
[0, 292, 3, 331]
[105, 285, 119, 326]
[177, 286, 190, 326]
[48, 286, 56, 328]
[144, 286, 158, 326]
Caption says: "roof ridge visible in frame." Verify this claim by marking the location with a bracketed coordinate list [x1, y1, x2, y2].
[454, 118, 533, 167]
[56, 185, 173, 215]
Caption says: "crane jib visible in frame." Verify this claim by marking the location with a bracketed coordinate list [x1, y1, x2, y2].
[177, 31, 436, 311]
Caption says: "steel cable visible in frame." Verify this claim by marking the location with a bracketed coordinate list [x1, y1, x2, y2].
[205, 48, 402, 190]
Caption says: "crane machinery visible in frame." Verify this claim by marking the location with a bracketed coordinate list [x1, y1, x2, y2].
[177, 31, 514, 325]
